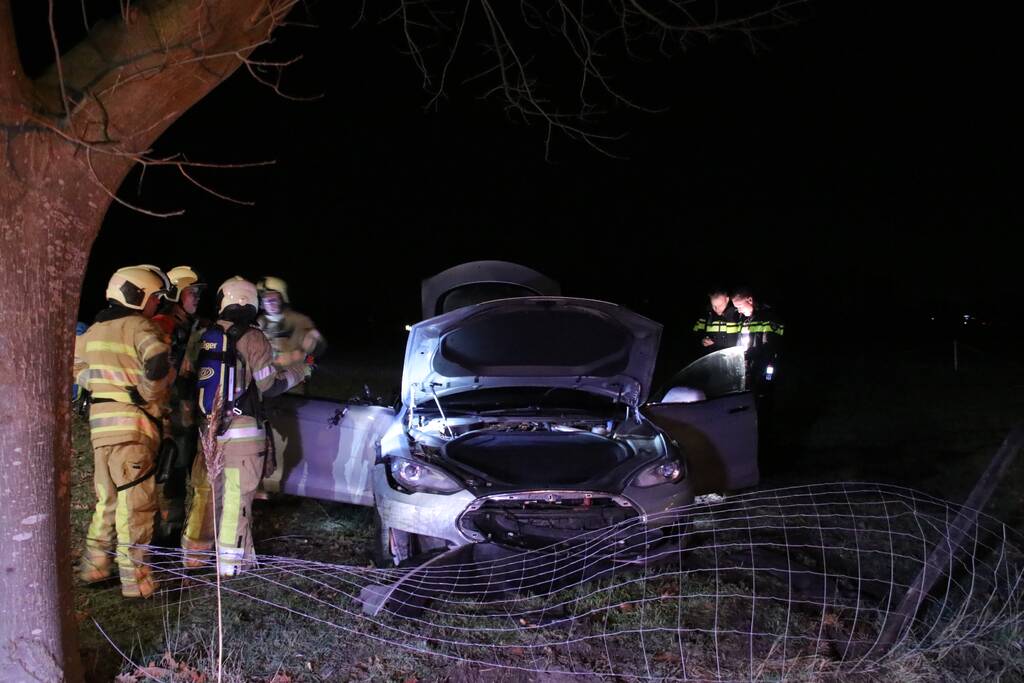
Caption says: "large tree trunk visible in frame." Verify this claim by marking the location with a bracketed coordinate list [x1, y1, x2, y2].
[0, 147, 104, 683]
[0, 1, 288, 678]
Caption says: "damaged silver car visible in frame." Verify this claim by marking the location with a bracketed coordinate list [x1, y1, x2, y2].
[265, 261, 759, 568]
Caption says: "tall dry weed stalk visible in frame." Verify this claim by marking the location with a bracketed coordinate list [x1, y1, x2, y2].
[199, 387, 226, 683]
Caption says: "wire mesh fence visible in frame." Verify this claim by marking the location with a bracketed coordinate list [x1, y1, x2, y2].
[97, 482, 1024, 681]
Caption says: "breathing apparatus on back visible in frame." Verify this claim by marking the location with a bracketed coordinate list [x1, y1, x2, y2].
[196, 277, 262, 431]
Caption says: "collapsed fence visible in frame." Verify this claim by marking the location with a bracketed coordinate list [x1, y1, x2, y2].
[96, 480, 1024, 681]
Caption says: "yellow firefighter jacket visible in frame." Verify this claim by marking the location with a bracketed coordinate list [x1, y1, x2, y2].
[74, 311, 172, 449]
[257, 310, 325, 370]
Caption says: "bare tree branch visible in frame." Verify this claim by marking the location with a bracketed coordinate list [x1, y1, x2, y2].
[11, 0, 299, 215]
[385, 0, 808, 155]
[33, 0, 295, 182]
[47, 0, 72, 119]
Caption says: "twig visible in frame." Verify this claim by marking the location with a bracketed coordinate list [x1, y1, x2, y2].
[47, 0, 70, 118]
[200, 387, 227, 683]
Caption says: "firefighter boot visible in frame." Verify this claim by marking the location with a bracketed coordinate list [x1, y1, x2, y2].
[78, 549, 116, 584]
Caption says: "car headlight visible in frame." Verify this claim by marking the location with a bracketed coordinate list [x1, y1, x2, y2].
[631, 459, 684, 488]
[388, 457, 463, 494]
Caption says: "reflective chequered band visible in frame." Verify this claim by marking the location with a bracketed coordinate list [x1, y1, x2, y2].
[741, 322, 785, 336]
[693, 319, 743, 333]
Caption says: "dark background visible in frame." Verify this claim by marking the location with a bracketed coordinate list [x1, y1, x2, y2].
[14, 1, 1020, 366]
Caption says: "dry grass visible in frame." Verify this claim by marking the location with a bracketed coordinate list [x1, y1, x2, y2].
[72, 346, 1024, 682]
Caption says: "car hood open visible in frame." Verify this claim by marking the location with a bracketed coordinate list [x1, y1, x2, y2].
[402, 297, 662, 408]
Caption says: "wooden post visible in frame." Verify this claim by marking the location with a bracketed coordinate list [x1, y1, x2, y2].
[873, 424, 1024, 655]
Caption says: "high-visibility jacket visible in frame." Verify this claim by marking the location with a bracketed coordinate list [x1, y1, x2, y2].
[735, 304, 784, 351]
[693, 305, 741, 350]
[257, 309, 326, 370]
[74, 308, 172, 449]
[736, 304, 784, 381]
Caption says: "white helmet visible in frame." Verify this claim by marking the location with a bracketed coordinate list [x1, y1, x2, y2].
[106, 266, 167, 310]
[256, 276, 289, 304]
[217, 276, 259, 313]
[165, 265, 205, 302]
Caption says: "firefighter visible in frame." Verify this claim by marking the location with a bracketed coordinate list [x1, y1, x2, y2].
[692, 286, 741, 354]
[74, 266, 172, 598]
[150, 266, 207, 544]
[182, 277, 304, 575]
[256, 276, 326, 392]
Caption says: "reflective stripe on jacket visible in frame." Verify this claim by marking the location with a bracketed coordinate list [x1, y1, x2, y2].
[693, 306, 741, 349]
[74, 314, 172, 448]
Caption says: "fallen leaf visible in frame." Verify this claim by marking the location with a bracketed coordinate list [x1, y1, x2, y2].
[508, 647, 526, 657]
[269, 674, 293, 683]
[653, 651, 681, 664]
[136, 666, 173, 678]
[618, 602, 635, 613]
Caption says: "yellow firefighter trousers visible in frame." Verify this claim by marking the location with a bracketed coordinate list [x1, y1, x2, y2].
[182, 444, 262, 575]
[81, 442, 158, 596]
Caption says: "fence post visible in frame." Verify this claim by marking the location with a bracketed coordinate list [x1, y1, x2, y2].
[873, 424, 1024, 655]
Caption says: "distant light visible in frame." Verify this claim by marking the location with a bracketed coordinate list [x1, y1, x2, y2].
[765, 365, 775, 380]
[404, 324, 412, 331]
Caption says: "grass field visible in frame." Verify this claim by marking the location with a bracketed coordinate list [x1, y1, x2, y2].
[71, 341, 1024, 681]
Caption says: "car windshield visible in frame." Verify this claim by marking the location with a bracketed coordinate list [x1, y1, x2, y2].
[418, 387, 621, 416]
[656, 347, 749, 401]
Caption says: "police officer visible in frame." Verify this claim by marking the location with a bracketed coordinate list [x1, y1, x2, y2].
[692, 286, 740, 354]
[182, 277, 304, 575]
[74, 266, 172, 598]
[256, 276, 326, 392]
[731, 286, 784, 385]
[732, 287, 785, 468]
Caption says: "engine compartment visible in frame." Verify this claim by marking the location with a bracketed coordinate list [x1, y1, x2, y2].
[402, 410, 668, 497]
[409, 414, 619, 446]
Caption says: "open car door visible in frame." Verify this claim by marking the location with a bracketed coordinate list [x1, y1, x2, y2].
[642, 347, 759, 494]
[264, 395, 394, 506]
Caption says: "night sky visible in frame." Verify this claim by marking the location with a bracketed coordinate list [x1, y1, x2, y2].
[28, 1, 1014, 357]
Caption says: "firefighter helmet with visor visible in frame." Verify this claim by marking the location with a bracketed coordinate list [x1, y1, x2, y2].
[105, 266, 167, 310]
[256, 276, 289, 304]
[217, 276, 259, 314]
